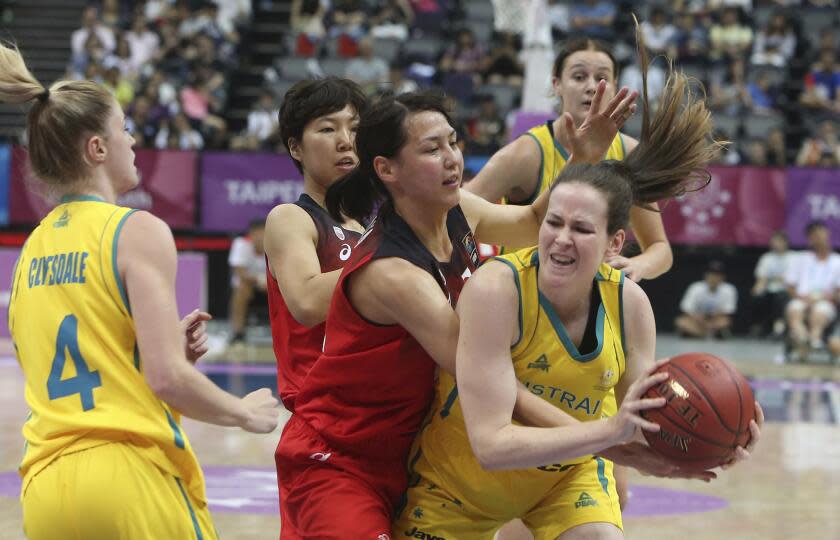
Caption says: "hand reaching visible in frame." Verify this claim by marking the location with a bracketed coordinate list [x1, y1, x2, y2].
[605, 255, 648, 282]
[181, 309, 212, 364]
[565, 80, 639, 165]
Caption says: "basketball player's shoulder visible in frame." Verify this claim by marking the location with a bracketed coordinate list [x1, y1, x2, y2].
[117, 210, 175, 258]
[620, 276, 653, 320]
[266, 202, 318, 241]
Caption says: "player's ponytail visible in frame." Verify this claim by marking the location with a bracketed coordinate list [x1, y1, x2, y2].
[0, 42, 116, 187]
[327, 91, 454, 223]
[550, 17, 720, 235]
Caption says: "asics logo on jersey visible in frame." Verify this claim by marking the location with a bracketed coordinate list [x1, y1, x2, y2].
[574, 492, 598, 508]
[308, 451, 332, 462]
[333, 225, 346, 240]
[339, 244, 352, 261]
[527, 355, 550, 372]
[404, 527, 445, 539]
[378, 535, 390, 540]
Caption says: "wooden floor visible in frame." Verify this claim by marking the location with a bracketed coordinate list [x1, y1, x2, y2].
[1, 335, 838, 539]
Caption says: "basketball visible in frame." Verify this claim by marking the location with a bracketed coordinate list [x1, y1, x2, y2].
[641, 353, 755, 472]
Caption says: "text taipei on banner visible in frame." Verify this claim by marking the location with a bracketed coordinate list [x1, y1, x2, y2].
[785, 167, 840, 248]
[200, 152, 304, 232]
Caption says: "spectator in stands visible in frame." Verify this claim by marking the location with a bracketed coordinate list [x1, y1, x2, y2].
[709, 57, 749, 114]
[766, 126, 787, 165]
[369, 0, 414, 41]
[750, 12, 796, 68]
[228, 220, 268, 345]
[785, 221, 840, 352]
[750, 230, 793, 337]
[641, 6, 678, 57]
[548, 0, 571, 40]
[231, 90, 279, 150]
[743, 138, 769, 165]
[709, 7, 753, 62]
[569, 0, 616, 41]
[105, 37, 136, 81]
[328, 0, 367, 56]
[215, 0, 252, 37]
[439, 28, 486, 76]
[291, 0, 326, 57]
[71, 32, 108, 79]
[796, 120, 840, 166]
[71, 5, 116, 58]
[806, 28, 836, 66]
[674, 260, 738, 339]
[125, 17, 161, 76]
[103, 65, 135, 109]
[800, 49, 840, 114]
[746, 70, 778, 113]
[466, 94, 506, 155]
[483, 31, 525, 86]
[344, 37, 389, 95]
[155, 113, 204, 150]
[386, 61, 419, 94]
[620, 54, 667, 106]
[673, 12, 710, 65]
[126, 95, 161, 148]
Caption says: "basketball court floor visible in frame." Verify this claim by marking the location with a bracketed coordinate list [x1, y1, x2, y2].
[1, 333, 837, 539]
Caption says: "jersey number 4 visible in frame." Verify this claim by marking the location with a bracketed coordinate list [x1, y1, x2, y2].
[47, 315, 102, 411]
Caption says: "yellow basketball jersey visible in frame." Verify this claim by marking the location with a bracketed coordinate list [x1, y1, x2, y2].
[8, 196, 206, 503]
[411, 246, 625, 518]
[502, 122, 626, 206]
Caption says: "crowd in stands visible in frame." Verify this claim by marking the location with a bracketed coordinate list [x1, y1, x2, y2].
[78, 0, 840, 167]
[69, 1, 250, 151]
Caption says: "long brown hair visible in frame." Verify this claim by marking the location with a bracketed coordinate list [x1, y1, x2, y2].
[0, 43, 115, 186]
[551, 18, 719, 234]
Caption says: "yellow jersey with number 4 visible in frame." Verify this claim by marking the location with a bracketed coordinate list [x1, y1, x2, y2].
[407, 246, 625, 518]
[8, 196, 206, 503]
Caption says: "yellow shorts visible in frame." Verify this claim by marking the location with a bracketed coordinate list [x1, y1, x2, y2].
[393, 457, 622, 540]
[22, 442, 217, 540]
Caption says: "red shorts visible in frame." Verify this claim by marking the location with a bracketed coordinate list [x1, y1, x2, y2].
[276, 415, 406, 539]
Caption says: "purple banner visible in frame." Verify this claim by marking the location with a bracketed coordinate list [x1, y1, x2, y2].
[660, 166, 786, 246]
[0, 248, 206, 338]
[785, 167, 840, 248]
[200, 152, 304, 232]
[9, 147, 197, 228]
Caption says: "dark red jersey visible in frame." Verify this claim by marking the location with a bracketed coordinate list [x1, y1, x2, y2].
[285, 204, 479, 507]
[267, 193, 362, 412]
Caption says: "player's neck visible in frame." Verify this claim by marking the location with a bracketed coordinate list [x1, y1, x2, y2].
[61, 174, 118, 204]
[303, 177, 327, 209]
[394, 199, 451, 261]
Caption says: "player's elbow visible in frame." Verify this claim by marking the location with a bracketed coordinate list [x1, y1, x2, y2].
[469, 431, 508, 471]
[145, 362, 184, 403]
[288, 297, 325, 327]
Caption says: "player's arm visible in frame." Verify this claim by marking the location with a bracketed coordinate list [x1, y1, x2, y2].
[119, 211, 279, 433]
[349, 258, 582, 428]
[461, 82, 638, 248]
[456, 262, 666, 470]
[265, 203, 341, 327]
[605, 136, 672, 281]
[462, 135, 542, 203]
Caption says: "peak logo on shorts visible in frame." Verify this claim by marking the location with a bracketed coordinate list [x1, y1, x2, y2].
[574, 492, 598, 509]
[404, 527, 445, 540]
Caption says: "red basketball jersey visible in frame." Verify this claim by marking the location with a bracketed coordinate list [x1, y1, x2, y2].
[267, 194, 362, 412]
[292, 203, 479, 470]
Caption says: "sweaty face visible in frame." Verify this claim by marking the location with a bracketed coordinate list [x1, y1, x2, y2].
[538, 182, 620, 289]
[387, 110, 463, 211]
[553, 50, 616, 127]
[291, 104, 359, 189]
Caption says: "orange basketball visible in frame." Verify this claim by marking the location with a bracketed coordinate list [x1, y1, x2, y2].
[640, 353, 755, 472]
